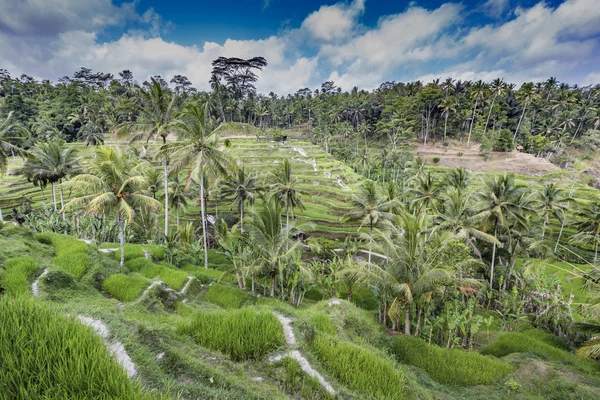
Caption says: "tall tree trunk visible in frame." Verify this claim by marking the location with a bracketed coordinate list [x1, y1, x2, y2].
[555, 218, 566, 253]
[404, 305, 411, 335]
[595, 237, 599, 263]
[59, 180, 66, 223]
[52, 182, 57, 211]
[513, 104, 527, 145]
[542, 216, 547, 239]
[163, 152, 169, 238]
[176, 204, 180, 227]
[199, 163, 209, 269]
[444, 113, 448, 143]
[467, 100, 478, 146]
[118, 215, 125, 267]
[490, 221, 498, 289]
[0, 207, 3, 223]
[240, 199, 244, 234]
[483, 95, 497, 137]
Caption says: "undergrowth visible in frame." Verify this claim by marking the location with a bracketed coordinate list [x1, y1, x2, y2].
[204, 283, 251, 309]
[102, 273, 149, 302]
[35, 232, 90, 278]
[1, 257, 37, 296]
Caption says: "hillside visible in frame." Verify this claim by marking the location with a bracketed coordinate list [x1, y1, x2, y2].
[2, 225, 600, 400]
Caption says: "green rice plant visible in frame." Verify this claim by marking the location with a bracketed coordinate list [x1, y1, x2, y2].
[125, 257, 154, 272]
[391, 335, 513, 386]
[35, 232, 90, 278]
[480, 332, 593, 371]
[102, 273, 149, 302]
[273, 357, 335, 400]
[308, 312, 336, 335]
[204, 283, 251, 309]
[310, 335, 405, 399]
[144, 245, 165, 261]
[177, 308, 284, 361]
[139, 263, 189, 290]
[1, 257, 37, 297]
[182, 264, 226, 284]
[0, 296, 154, 399]
[113, 244, 145, 262]
[522, 329, 571, 351]
[51, 253, 91, 279]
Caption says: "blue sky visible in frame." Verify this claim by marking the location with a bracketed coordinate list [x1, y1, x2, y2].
[1, 0, 598, 93]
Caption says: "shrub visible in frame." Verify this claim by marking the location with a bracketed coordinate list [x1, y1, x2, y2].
[2, 257, 37, 296]
[391, 335, 512, 386]
[432, 157, 440, 164]
[35, 232, 90, 278]
[0, 296, 151, 399]
[139, 263, 189, 291]
[43, 270, 76, 290]
[457, 152, 463, 157]
[204, 283, 250, 309]
[102, 273, 149, 302]
[480, 332, 590, 370]
[177, 308, 284, 361]
[310, 335, 405, 399]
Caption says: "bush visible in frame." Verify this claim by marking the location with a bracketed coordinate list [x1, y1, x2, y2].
[391, 336, 512, 386]
[43, 270, 76, 291]
[310, 335, 404, 399]
[432, 157, 440, 164]
[204, 283, 250, 309]
[480, 332, 590, 370]
[177, 308, 284, 361]
[2, 257, 37, 296]
[102, 273, 149, 302]
[35, 232, 90, 278]
[0, 296, 151, 399]
[139, 263, 189, 291]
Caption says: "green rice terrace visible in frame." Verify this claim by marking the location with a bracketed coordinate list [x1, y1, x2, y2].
[3, 61, 600, 399]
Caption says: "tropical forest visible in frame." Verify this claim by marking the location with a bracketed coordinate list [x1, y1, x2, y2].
[3, 22, 600, 400]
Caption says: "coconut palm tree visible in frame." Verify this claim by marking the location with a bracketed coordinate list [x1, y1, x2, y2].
[118, 77, 177, 238]
[219, 166, 262, 232]
[21, 140, 81, 220]
[343, 179, 397, 265]
[407, 171, 444, 215]
[168, 174, 190, 227]
[477, 174, 528, 288]
[483, 79, 505, 137]
[63, 146, 161, 266]
[78, 119, 105, 146]
[513, 82, 537, 145]
[467, 80, 487, 146]
[438, 96, 457, 143]
[269, 159, 309, 234]
[157, 101, 232, 268]
[536, 183, 569, 240]
[572, 203, 600, 263]
[0, 111, 28, 222]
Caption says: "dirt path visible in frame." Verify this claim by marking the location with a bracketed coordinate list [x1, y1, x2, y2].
[272, 313, 335, 394]
[31, 268, 49, 298]
[414, 142, 558, 176]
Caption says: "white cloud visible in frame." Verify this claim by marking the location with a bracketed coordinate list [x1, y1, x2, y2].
[583, 72, 600, 85]
[481, 0, 510, 19]
[301, 0, 365, 41]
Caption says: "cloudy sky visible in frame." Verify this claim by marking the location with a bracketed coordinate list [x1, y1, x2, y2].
[1, 0, 599, 93]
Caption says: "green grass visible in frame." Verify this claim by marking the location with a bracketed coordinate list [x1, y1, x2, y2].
[480, 332, 594, 371]
[271, 357, 335, 400]
[307, 312, 337, 335]
[101, 243, 166, 262]
[1, 257, 37, 297]
[182, 264, 226, 284]
[139, 263, 189, 290]
[310, 335, 405, 399]
[35, 232, 90, 278]
[391, 335, 513, 386]
[125, 257, 154, 272]
[177, 308, 284, 361]
[204, 283, 251, 309]
[0, 296, 154, 399]
[102, 273, 150, 302]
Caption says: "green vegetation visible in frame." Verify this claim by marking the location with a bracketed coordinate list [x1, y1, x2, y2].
[0, 296, 152, 399]
[35, 232, 90, 278]
[270, 357, 335, 400]
[102, 273, 149, 302]
[1, 256, 37, 296]
[391, 335, 513, 386]
[310, 335, 405, 399]
[204, 283, 251, 309]
[178, 308, 284, 361]
[139, 263, 189, 291]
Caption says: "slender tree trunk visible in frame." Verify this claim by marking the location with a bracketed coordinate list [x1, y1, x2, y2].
[404, 305, 411, 335]
[595, 237, 599, 263]
[240, 200, 244, 234]
[467, 100, 478, 146]
[164, 153, 169, 238]
[555, 218, 566, 253]
[490, 221, 498, 289]
[176, 204, 180, 227]
[542, 216, 547, 240]
[52, 182, 57, 211]
[59, 180, 66, 223]
[199, 163, 209, 269]
[0, 207, 3, 223]
[118, 215, 125, 267]
[483, 96, 496, 137]
[444, 113, 448, 143]
[513, 105, 527, 145]
[368, 219, 373, 266]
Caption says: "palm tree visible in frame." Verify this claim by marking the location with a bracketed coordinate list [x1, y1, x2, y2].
[477, 174, 527, 288]
[343, 179, 397, 265]
[536, 183, 569, 240]
[0, 112, 28, 222]
[219, 166, 262, 232]
[22, 140, 81, 220]
[467, 80, 486, 146]
[168, 174, 190, 227]
[78, 120, 105, 146]
[269, 159, 309, 234]
[63, 146, 161, 266]
[118, 77, 177, 238]
[157, 101, 232, 268]
[572, 203, 600, 263]
[407, 171, 443, 215]
[513, 82, 537, 145]
[438, 96, 457, 143]
[483, 79, 505, 137]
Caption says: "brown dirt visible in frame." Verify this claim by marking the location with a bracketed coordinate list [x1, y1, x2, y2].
[414, 142, 558, 176]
